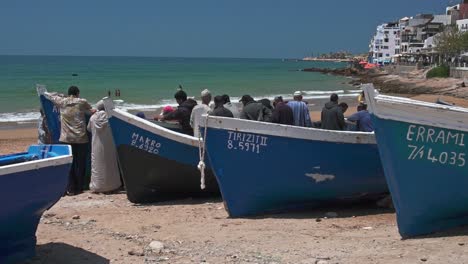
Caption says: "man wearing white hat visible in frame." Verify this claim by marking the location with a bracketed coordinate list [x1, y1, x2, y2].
[287, 91, 312, 127]
[190, 89, 212, 138]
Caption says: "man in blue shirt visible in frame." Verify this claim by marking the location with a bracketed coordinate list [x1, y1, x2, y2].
[347, 104, 374, 132]
[287, 91, 312, 127]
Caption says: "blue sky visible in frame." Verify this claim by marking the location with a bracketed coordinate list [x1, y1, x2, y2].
[0, 0, 450, 58]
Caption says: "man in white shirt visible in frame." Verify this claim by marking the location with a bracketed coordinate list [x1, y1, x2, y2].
[190, 89, 212, 138]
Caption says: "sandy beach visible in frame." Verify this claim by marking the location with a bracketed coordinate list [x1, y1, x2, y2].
[2, 94, 468, 264]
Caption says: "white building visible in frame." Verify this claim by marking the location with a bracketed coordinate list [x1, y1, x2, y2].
[433, 14, 455, 25]
[369, 22, 400, 64]
[457, 18, 468, 32]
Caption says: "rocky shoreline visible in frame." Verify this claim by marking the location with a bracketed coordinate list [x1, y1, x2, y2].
[304, 66, 468, 99]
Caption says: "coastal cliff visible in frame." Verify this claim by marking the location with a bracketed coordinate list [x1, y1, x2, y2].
[305, 66, 468, 99]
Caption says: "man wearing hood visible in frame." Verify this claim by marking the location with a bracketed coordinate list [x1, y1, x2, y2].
[158, 90, 197, 135]
[321, 93, 346, 130]
[87, 100, 122, 193]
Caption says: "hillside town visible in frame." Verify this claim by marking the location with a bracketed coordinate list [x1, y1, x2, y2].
[368, 0, 468, 67]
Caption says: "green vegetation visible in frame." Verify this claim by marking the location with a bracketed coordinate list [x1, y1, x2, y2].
[435, 26, 468, 57]
[426, 65, 450, 78]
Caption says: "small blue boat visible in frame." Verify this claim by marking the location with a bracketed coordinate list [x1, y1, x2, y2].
[0, 145, 72, 264]
[103, 98, 219, 203]
[364, 84, 468, 237]
[201, 115, 388, 217]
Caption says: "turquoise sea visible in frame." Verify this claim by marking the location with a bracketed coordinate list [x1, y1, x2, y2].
[0, 55, 358, 122]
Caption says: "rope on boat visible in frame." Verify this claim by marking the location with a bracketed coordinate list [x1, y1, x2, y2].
[197, 114, 209, 190]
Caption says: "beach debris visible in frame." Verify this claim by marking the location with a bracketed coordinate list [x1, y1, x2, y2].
[128, 249, 144, 256]
[72, 215, 80, 220]
[325, 212, 338, 218]
[299, 258, 316, 264]
[420, 257, 427, 262]
[148, 240, 165, 253]
[362, 226, 373, 230]
[458, 242, 465, 246]
[316, 260, 328, 264]
[43, 212, 56, 218]
[315, 218, 322, 222]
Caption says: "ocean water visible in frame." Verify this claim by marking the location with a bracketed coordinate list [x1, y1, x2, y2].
[0, 55, 358, 122]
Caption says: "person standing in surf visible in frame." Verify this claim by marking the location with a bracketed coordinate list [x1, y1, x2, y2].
[45, 86, 95, 195]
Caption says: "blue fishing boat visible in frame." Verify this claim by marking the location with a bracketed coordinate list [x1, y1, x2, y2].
[37, 84, 61, 144]
[200, 115, 388, 217]
[103, 98, 219, 203]
[364, 84, 468, 237]
[0, 145, 72, 264]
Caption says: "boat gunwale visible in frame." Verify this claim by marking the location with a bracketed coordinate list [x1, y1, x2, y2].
[202, 115, 376, 144]
[363, 83, 468, 132]
[0, 145, 72, 176]
[104, 101, 200, 147]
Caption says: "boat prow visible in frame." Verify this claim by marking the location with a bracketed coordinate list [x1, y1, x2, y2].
[364, 83, 468, 237]
[103, 98, 219, 203]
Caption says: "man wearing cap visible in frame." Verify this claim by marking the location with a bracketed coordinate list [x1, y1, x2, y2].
[239, 95, 272, 122]
[158, 90, 197, 135]
[287, 91, 312, 127]
[190, 89, 212, 138]
[272, 96, 294, 125]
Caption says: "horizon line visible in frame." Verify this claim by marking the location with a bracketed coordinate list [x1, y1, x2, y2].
[0, 54, 302, 60]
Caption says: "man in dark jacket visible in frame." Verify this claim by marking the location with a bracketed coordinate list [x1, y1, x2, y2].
[239, 95, 272, 122]
[271, 96, 294, 125]
[211, 95, 234, 117]
[321, 93, 345, 130]
[158, 90, 197, 135]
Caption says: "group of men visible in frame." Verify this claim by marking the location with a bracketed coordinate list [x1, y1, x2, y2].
[42, 85, 372, 196]
[157, 89, 373, 137]
[154, 89, 239, 137]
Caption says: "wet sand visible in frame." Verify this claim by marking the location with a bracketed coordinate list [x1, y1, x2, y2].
[2, 94, 468, 263]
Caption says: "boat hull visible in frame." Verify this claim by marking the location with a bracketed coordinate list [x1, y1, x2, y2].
[107, 112, 219, 203]
[0, 145, 71, 264]
[203, 120, 387, 217]
[372, 115, 468, 237]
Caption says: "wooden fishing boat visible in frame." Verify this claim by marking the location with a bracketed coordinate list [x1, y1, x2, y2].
[200, 115, 388, 217]
[0, 145, 72, 263]
[103, 98, 219, 203]
[364, 84, 468, 237]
